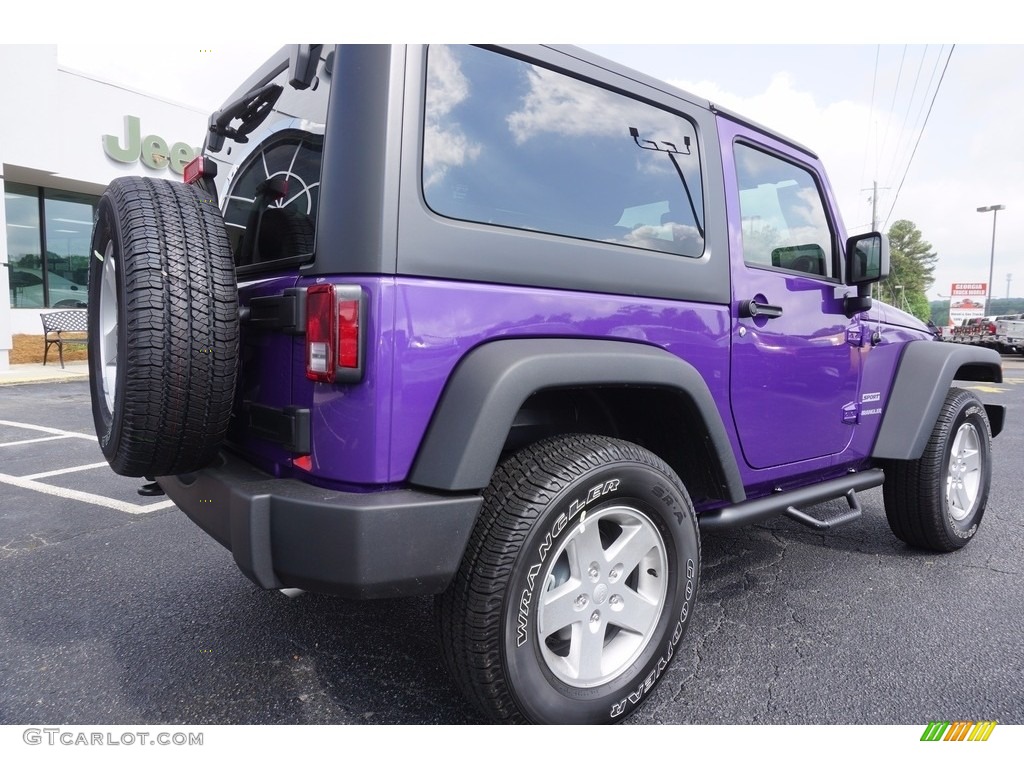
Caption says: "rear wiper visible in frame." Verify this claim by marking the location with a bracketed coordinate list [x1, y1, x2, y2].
[629, 126, 706, 240]
[206, 82, 284, 153]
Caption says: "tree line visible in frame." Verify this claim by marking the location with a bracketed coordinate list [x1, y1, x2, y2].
[875, 218, 1020, 325]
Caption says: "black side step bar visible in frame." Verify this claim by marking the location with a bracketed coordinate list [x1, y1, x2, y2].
[698, 468, 885, 532]
[781, 488, 863, 531]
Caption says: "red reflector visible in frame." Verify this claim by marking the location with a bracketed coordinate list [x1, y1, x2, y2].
[293, 455, 313, 471]
[337, 300, 359, 369]
[183, 156, 205, 185]
[306, 285, 335, 382]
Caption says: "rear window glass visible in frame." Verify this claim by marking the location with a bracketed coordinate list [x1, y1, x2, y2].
[423, 45, 706, 259]
[208, 52, 331, 271]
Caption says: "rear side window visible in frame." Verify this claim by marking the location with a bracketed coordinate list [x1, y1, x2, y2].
[422, 45, 706, 259]
[734, 142, 835, 278]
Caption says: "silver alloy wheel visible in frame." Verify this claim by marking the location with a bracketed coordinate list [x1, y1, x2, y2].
[537, 505, 668, 688]
[947, 422, 982, 521]
[98, 240, 118, 414]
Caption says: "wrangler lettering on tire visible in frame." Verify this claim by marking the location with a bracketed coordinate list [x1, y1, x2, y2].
[437, 434, 700, 724]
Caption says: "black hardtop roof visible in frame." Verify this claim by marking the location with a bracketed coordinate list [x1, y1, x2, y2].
[549, 44, 818, 158]
[217, 44, 817, 159]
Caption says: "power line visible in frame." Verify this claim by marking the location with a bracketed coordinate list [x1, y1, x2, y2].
[883, 46, 945, 207]
[859, 45, 881, 194]
[881, 45, 955, 230]
[877, 45, 907, 180]
[883, 45, 929, 195]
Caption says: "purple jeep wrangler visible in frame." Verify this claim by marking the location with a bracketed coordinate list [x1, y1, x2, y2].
[87, 45, 1005, 724]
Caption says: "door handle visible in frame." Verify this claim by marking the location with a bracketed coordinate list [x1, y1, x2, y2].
[739, 299, 784, 319]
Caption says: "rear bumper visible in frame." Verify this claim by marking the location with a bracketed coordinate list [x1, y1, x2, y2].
[158, 452, 482, 599]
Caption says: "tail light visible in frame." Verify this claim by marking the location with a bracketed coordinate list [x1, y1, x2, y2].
[305, 284, 364, 383]
[183, 155, 218, 186]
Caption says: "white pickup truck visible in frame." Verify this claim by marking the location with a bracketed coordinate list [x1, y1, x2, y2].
[994, 314, 1024, 354]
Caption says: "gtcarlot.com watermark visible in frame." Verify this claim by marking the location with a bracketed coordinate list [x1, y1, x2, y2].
[23, 728, 203, 747]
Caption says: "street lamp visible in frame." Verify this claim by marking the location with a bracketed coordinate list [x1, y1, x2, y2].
[977, 204, 1006, 315]
[893, 284, 905, 310]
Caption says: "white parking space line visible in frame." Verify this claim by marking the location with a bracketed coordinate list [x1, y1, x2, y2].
[0, 472, 176, 515]
[0, 419, 96, 439]
[21, 461, 112, 481]
[0, 420, 174, 515]
[0, 434, 74, 448]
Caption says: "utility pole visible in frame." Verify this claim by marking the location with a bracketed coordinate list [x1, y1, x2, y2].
[870, 180, 879, 232]
[863, 180, 889, 299]
[1008, 273, 1013, 300]
[871, 182, 877, 300]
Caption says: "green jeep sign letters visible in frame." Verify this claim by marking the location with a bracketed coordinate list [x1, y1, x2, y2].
[102, 115, 200, 175]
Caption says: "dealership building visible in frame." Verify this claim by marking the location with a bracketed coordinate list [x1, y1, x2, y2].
[0, 45, 209, 369]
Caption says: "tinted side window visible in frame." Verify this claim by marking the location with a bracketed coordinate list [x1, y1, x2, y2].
[734, 143, 834, 278]
[423, 45, 705, 259]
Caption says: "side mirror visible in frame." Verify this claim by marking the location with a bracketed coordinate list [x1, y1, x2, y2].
[845, 232, 889, 286]
[843, 232, 889, 316]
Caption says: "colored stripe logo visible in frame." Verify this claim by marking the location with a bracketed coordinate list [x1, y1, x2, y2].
[921, 721, 997, 741]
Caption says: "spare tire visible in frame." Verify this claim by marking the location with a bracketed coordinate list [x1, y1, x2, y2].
[88, 176, 239, 477]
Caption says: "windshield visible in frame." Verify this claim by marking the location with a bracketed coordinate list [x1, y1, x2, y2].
[206, 48, 332, 272]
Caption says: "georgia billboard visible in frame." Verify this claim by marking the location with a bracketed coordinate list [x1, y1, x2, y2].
[949, 282, 987, 326]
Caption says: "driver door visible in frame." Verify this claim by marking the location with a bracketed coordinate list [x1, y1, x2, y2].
[723, 125, 859, 470]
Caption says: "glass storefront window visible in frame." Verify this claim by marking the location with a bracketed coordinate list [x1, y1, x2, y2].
[43, 190, 95, 308]
[4, 183, 97, 309]
[5, 183, 44, 309]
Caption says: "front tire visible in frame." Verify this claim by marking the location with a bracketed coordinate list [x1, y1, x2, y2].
[437, 434, 700, 724]
[883, 387, 992, 552]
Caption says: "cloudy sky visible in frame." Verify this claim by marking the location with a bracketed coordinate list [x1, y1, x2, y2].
[22, 5, 1024, 302]
[587, 44, 1023, 302]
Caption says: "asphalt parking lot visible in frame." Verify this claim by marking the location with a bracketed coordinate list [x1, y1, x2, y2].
[1, 361, 1022, 726]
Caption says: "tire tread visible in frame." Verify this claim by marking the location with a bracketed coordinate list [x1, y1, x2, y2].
[89, 176, 238, 477]
[882, 387, 991, 552]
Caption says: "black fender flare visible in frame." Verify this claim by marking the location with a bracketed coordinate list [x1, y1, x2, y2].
[872, 340, 1005, 460]
[408, 338, 745, 500]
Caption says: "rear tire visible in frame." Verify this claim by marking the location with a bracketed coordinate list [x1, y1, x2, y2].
[437, 434, 700, 724]
[882, 388, 992, 552]
[87, 176, 238, 477]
